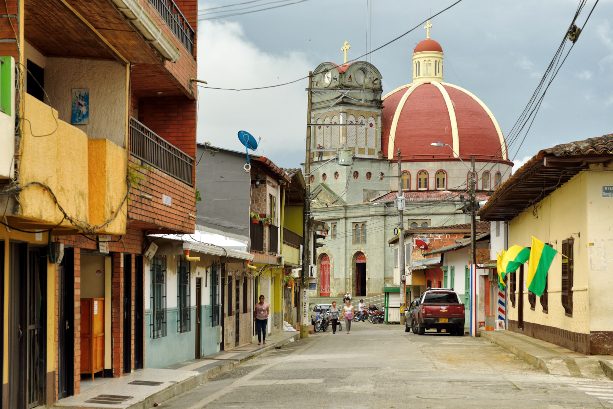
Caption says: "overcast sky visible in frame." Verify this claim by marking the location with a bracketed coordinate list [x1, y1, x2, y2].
[196, 0, 612, 170]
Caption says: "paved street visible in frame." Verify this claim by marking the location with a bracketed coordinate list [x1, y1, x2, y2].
[158, 324, 613, 408]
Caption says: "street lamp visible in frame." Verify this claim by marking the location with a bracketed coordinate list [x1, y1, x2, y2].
[431, 141, 478, 337]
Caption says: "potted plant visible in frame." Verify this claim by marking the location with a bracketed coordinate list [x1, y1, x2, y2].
[262, 217, 272, 227]
[283, 275, 294, 288]
[250, 212, 260, 223]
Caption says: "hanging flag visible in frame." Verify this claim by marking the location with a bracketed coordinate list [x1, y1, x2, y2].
[496, 251, 506, 289]
[527, 237, 557, 297]
[501, 245, 530, 275]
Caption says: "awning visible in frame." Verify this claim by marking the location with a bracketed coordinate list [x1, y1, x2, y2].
[411, 255, 441, 269]
[149, 230, 253, 261]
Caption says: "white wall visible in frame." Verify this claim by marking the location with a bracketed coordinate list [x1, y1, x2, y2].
[44, 57, 127, 148]
[443, 248, 469, 295]
[490, 221, 508, 260]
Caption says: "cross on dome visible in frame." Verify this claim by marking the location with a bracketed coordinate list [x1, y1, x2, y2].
[341, 41, 351, 64]
[424, 20, 433, 39]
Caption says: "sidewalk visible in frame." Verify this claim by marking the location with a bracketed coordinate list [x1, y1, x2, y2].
[54, 331, 301, 409]
[480, 330, 613, 381]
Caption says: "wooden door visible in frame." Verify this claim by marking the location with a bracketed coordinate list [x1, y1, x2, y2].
[195, 278, 201, 359]
[26, 247, 46, 408]
[518, 265, 524, 329]
[123, 254, 132, 374]
[319, 255, 330, 297]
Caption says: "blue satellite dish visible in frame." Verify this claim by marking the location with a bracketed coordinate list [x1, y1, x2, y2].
[238, 130, 259, 151]
[238, 130, 260, 171]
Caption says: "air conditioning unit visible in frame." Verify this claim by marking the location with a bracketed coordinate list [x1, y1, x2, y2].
[144, 242, 158, 260]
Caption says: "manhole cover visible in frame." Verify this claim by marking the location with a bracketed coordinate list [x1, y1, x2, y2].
[128, 380, 164, 386]
[85, 394, 133, 404]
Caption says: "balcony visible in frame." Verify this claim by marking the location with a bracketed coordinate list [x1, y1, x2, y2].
[282, 227, 303, 266]
[129, 117, 194, 186]
[148, 0, 196, 56]
[269, 225, 279, 254]
[282, 227, 303, 248]
[250, 222, 264, 252]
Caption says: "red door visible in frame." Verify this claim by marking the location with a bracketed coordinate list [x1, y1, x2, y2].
[320, 255, 330, 297]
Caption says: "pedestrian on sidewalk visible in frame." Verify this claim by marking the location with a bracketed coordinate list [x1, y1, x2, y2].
[343, 300, 354, 334]
[254, 295, 269, 345]
[329, 301, 340, 334]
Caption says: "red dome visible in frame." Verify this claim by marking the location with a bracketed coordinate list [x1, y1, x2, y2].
[381, 82, 510, 163]
[414, 39, 443, 53]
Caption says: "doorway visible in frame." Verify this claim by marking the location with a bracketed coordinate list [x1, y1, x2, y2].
[57, 249, 75, 399]
[220, 264, 225, 351]
[235, 278, 240, 347]
[123, 254, 132, 374]
[355, 252, 366, 297]
[195, 278, 201, 359]
[134, 256, 144, 370]
[518, 265, 524, 329]
[9, 244, 47, 408]
[319, 254, 330, 297]
[0, 241, 3, 407]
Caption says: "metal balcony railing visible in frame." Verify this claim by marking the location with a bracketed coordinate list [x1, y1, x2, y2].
[269, 225, 279, 254]
[129, 117, 194, 186]
[148, 0, 195, 56]
[282, 227, 303, 249]
[250, 221, 264, 252]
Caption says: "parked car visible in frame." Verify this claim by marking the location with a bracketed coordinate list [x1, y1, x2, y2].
[412, 289, 465, 336]
[404, 299, 420, 332]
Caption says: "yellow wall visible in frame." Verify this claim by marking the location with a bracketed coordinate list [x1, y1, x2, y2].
[281, 244, 300, 266]
[508, 171, 590, 334]
[88, 139, 127, 235]
[283, 206, 304, 235]
[20, 94, 89, 227]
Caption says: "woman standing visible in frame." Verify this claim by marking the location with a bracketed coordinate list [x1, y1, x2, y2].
[254, 295, 269, 345]
[343, 299, 354, 334]
[329, 301, 340, 334]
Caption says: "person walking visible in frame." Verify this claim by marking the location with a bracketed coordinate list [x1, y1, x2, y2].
[254, 295, 269, 345]
[329, 301, 340, 334]
[343, 299, 354, 334]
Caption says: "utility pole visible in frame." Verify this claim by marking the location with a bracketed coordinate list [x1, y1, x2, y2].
[469, 155, 477, 337]
[397, 149, 406, 326]
[300, 71, 313, 339]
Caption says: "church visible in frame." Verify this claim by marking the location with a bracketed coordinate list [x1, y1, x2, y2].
[308, 22, 513, 305]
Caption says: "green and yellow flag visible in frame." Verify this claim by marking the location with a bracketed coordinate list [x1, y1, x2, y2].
[501, 245, 531, 275]
[496, 251, 506, 289]
[527, 237, 557, 297]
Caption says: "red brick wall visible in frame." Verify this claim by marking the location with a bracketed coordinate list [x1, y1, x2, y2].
[57, 229, 146, 254]
[0, 1, 19, 60]
[136, 96, 197, 158]
[73, 250, 81, 394]
[128, 156, 195, 234]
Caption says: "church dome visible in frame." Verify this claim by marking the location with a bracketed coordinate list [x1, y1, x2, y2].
[381, 82, 510, 164]
[414, 39, 443, 53]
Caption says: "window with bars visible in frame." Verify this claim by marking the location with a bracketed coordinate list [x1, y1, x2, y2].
[418, 171, 428, 190]
[509, 272, 516, 308]
[151, 257, 167, 339]
[177, 260, 191, 333]
[243, 278, 248, 314]
[210, 264, 221, 327]
[352, 223, 366, 244]
[561, 239, 574, 316]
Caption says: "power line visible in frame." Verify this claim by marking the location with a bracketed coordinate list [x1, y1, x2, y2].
[199, 0, 297, 16]
[199, 0, 310, 21]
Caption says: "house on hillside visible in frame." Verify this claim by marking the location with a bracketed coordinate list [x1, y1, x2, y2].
[479, 134, 613, 354]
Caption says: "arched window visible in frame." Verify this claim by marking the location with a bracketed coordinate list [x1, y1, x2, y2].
[353, 171, 359, 179]
[410, 222, 418, 229]
[418, 170, 428, 190]
[495, 172, 502, 188]
[323, 117, 331, 148]
[367, 117, 376, 149]
[435, 170, 446, 189]
[347, 115, 357, 147]
[482, 171, 490, 190]
[366, 172, 372, 180]
[401, 171, 410, 190]
[357, 116, 366, 148]
[361, 223, 367, 244]
[353, 224, 360, 245]
[332, 224, 337, 239]
[331, 115, 339, 148]
[334, 172, 339, 180]
[322, 173, 327, 181]
[421, 222, 429, 228]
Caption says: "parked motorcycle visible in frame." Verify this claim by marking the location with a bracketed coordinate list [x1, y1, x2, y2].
[314, 311, 330, 332]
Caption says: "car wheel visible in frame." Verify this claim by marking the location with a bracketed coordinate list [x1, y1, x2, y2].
[456, 326, 465, 336]
[437, 328, 442, 333]
[412, 320, 417, 334]
[418, 325, 425, 335]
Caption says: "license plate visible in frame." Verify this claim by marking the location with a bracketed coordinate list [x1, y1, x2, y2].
[439, 318, 448, 323]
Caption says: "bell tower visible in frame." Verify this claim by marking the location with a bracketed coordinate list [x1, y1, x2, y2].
[412, 20, 444, 83]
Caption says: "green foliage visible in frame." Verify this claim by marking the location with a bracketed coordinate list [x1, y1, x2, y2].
[195, 188, 202, 203]
[127, 163, 153, 203]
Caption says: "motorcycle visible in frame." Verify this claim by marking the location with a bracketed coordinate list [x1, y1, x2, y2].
[314, 311, 330, 332]
[353, 310, 368, 322]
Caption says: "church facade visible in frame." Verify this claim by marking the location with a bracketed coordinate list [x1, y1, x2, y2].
[308, 24, 513, 306]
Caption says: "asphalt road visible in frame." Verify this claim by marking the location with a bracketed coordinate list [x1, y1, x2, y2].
[160, 323, 613, 408]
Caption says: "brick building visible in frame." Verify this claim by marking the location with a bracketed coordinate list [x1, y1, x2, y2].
[0, 0, 198, 406]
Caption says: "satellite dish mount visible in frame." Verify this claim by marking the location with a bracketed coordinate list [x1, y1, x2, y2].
[237, 130, 260, 172]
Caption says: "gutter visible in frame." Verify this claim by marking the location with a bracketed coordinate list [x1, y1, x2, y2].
[110, 0, 181, 63]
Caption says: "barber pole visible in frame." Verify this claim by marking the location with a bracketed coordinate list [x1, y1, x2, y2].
[469, 264, 478, 337]
[497, 290, 506, 330]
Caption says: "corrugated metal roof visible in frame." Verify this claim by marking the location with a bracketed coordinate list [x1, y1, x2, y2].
[423, 232, 490, 256]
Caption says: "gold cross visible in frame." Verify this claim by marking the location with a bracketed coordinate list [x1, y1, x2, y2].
[341, 41, 351, 64]
[424, 20, 433, 39]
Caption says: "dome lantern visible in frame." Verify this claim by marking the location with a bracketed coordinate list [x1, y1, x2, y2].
[413, 20, 444, 83]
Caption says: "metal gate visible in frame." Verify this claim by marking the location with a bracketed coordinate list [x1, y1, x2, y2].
[235, 278, 240, 346]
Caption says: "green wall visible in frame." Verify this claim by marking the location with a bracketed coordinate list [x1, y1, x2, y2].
[284, 206, 303, 235]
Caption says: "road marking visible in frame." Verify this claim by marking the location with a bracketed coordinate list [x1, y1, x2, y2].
[185, 338, 321, 409]
[241, 379, 323, 387]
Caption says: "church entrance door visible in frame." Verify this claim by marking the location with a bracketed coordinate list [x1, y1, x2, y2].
[319, 254, 330, 297]
[355, 253, 366, 297]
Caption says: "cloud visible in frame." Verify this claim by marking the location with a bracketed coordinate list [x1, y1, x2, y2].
[513, 53, 541, 78]
[605, 95, 613, 106]
[196, 19, 311, 168]
[512, 155, 532, 174]
[597, 21, 613, 72]
[576, 70, 592, 80]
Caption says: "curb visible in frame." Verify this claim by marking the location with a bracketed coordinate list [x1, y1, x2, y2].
[479, 330, 550, 374]
[599, 360, 613, 382]
[132, 332, 301, 409]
